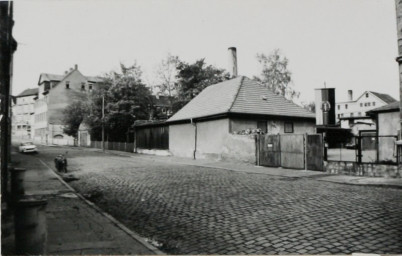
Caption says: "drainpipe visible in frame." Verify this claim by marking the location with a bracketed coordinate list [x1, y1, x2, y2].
[191, 118, 197, 159]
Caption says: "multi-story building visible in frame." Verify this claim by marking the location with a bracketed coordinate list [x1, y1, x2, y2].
[33, 65, 102, 145]
[336, 90, 396, 135]
[12, 88, 38, 139]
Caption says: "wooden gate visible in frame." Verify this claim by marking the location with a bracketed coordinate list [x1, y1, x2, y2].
[258, 134, 281, 167]
[306, 134, 324, 171]
[257, 134, 324, 171]
[280, 134, 305, 169]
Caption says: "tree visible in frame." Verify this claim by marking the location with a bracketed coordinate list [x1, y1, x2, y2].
[254, 49, 299, 101]
[86, 63, 153, 142]
[62, 94, 90, 138]
[154, 53, 180, 97]
[176, 58, 230, 102]
[302, 101, 316, 113]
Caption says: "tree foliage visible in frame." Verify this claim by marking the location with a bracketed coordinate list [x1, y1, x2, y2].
[176, 58, 230, 102]
[254, 49, 299, 100]
[63, 63, 153, 142]
[302, 101, 316, 113]
[62, 94, 90, 138]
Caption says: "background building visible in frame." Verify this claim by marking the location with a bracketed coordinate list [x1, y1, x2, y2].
[33, 65, 102, 145]
[11, 88, 38, 139]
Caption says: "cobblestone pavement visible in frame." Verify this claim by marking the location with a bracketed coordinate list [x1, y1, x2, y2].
[38, 146, 402, 255]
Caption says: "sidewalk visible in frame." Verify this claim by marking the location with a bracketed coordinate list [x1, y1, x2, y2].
[2, 152, 163, 255]
[88, 147, 402, 189]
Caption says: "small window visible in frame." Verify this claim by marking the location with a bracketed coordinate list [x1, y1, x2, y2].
[345, 104, 348, 109]
[367, 102, 371, 106]
[284, 122, 293, 133]
[337, 114, 340, 118]
[81, 83, 85, 90]
[341, 113, 344, 117]
[373, 102, 375, 106]
[350, 113, 354, 117]
[360, 103, 363, 107]
[66, 81, 70, 89]
[257, 121, 267, 133]
[364, 103, 367, 107]
[89, 85, 93, 90]
[366, 93, 369, 98]
[337, 105, 340, 110]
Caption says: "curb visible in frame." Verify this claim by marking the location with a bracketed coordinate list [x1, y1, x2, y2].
[37, 158, 165, 255]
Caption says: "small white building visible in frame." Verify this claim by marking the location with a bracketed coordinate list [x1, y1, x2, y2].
[336, 90, 396, 122]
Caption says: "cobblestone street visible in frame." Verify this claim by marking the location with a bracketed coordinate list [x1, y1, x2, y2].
[38, 146, 402, 254]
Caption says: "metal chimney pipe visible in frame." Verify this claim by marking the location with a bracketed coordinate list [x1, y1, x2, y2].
[228, 47, 238, 78]
[348, 90, 353, 101]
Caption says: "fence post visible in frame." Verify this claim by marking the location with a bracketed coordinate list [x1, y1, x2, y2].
[357, 136, 362, 164]
[304, 133, 308, 170]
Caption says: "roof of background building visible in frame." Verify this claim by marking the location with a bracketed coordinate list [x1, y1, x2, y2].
[367, 101, 400, 114]
[369, 91, 397, 104]
[168, 76, 315, 122]
[39, 72, 103, 85]
[16, 88, 38, 97]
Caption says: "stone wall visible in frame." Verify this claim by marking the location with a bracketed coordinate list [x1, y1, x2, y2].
[325, 161, 402, 178]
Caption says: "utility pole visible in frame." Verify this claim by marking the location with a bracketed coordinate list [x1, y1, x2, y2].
[395, 0, 402, 136]
[102, 95, 105, 152]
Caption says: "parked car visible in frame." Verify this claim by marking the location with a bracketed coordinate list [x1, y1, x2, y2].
[345, 143, 357, 150]
[18, 142, 38, 153]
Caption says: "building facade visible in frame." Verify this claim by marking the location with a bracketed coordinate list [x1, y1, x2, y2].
[336, 90, 396, 121]
[167, 77, 316, 162]
[33, 65, 102, 145]
[11, 88, 38, 139]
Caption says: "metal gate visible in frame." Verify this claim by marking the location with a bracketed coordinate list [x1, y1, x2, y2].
[306, 134, 324, 171]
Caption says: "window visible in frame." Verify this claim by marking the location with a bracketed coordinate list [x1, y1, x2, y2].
[89, 85, 93, 90]
[257, 121, 267, 133]
[373, 102, 375, 106]
[350, 113, 354, 117]
[358, 112, 361, 116]
[81, 83, 85, 90]
[337, 114, 340, 118]
[337, 105, 340, 110]
[345, 104, 348, 109]
[367, 102, 371, 106]
[360, 103, 363, 107]
[366, 93, 369, 98]
[341, 114, 344, 117]
[284, 122, 294, 133]
[364, 103, 367, 107]
[66, 81, 70, 89]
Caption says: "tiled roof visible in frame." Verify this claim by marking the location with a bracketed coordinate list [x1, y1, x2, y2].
[39, 73, 65, 83]
[168, 76, 315, 122]
[16, 88, 38, 97]
[367, 101, 399, 113]
[370, 91, 397, 104]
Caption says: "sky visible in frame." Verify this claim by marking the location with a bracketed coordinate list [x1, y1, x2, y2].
[12, 0, 399, 104]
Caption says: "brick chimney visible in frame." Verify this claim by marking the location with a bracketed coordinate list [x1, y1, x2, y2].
[348, 90, 353, 101]
[228, 47, 238, 78]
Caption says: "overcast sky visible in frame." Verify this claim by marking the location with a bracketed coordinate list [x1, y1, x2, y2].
[13, 0, 398, 103]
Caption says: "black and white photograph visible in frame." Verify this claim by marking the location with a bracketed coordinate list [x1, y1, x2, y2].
[1, 0, 402, 254]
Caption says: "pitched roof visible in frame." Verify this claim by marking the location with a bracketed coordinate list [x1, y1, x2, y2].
[39, 73, 65, 84]
[16, 88, 38, 97]
[168, 76, 315, 122]
[369, 91, 397, 104]
[367, 101, 400, 114]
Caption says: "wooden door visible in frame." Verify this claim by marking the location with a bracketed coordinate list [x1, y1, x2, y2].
[280, 134, 305, 169]
[306, 134, 324, 171]
[259, 134, 281, 167]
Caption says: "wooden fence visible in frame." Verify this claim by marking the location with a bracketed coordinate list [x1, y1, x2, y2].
[90, 141, 134, 152]
[135, 125, 169, 150]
